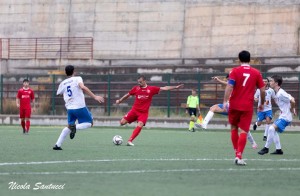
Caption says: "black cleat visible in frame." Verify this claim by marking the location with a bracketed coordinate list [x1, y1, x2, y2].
[258, 147, 269, 155]
[263, 136, 267, 141]
[53, 145, 63, 150]
[270, 149, 283, 155]
[253, 123, 257, 131]
[69, 124, 76, 139]
[192, 128, 196, 132]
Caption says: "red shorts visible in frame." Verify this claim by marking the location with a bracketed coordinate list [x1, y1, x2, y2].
[19, 108, 31, 118]
[228, 108, 253, 132]
[124, 109, 148, 125]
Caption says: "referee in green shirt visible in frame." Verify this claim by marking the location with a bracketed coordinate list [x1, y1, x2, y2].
[186, 89, 201, 132]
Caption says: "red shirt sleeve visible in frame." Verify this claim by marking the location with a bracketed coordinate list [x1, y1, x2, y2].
[129, 86, 138, 95]
[17, 89, 21, 99]
[150, 86, 160, 95]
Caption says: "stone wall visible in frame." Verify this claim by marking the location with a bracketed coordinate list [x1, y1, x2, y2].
[0, 0, 299, 70]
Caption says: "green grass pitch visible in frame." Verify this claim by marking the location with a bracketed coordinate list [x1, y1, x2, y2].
[0, 125, 300, 196]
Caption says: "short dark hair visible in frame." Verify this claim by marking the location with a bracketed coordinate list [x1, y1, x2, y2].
[65, 65, 74, 76]
[239, 50, 251, 63]
[23, 79, 29, 83]
[271, 75, 283, 86]
[138, 75, 146, 81]
[264, 77, 269, 83]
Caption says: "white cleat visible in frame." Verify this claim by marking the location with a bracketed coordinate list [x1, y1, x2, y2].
[234, 157, 247, 166]
[127, 141, 135, 146]
[251, 142, 258, 149]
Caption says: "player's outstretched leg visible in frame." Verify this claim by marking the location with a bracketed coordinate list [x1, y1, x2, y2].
[127, 126, 142, 146]
[247, 131, 258, 149]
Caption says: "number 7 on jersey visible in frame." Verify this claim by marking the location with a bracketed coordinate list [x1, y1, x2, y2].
[243, 73, 250, 86]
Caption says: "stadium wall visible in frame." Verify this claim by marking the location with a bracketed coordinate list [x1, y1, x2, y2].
[0, 0, 299, 68]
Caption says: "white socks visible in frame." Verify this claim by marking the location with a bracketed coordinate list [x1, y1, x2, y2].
[55, 127, 71, 147]
[264, 125, 282, 150]
[76, 122, 92, 130]
[55, 122, 92, 147]
[264, 124, 269, 137]
[265, 125, 275, 148]
[247, 132, 255, 144]
[203, 111, 214, 126]
[274, 131, 282, 149]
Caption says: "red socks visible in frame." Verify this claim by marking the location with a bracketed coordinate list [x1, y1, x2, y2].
[236, 132, 247, 159]
[21, 121, 25, 131]
[25, 120, 30, 133]
[231, 129, 239, 152]
[231, 129, 248, 159]
[128, 126, 142, 142]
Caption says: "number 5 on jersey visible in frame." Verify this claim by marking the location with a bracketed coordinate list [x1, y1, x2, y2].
[67, 86, 72, 97]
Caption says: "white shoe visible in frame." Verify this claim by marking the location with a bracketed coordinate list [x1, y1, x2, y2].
[251, 142, 258, 149]
[234, 157, 247, 166]
[201, 123, 207, 129]
[127, 141, 135, 146]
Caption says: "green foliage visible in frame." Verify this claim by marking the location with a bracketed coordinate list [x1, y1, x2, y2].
[2, 98, 19, 114]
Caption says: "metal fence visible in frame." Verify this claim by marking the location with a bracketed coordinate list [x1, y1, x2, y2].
[0, 37, 93, 60]
[1, 73, 299, 118]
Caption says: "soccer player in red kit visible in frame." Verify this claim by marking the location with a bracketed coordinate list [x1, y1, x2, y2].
[223, 51, 265, 165]
[16, 79, 35, 134]
[116, 75, 184, 146]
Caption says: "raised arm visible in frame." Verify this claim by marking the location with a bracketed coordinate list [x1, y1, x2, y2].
[160, 84, 184, 91]
[79, 82, 104, 104]
[212, 76, 227, 85]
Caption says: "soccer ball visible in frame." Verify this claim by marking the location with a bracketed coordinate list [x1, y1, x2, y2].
[112, 135, 123, 145]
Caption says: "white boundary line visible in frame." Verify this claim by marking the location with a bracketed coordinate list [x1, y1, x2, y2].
[1, 168, 300, 176]
[1, 158, 300, 166]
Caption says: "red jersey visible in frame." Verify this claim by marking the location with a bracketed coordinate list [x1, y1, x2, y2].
[17, 88, 35, 109]
[129, 85, 160, 112]
[228, 64, 264, 111]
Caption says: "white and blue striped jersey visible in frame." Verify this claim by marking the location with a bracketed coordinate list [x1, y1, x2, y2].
[254, 88, 276, 112]
[57, 76, 86, 109]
